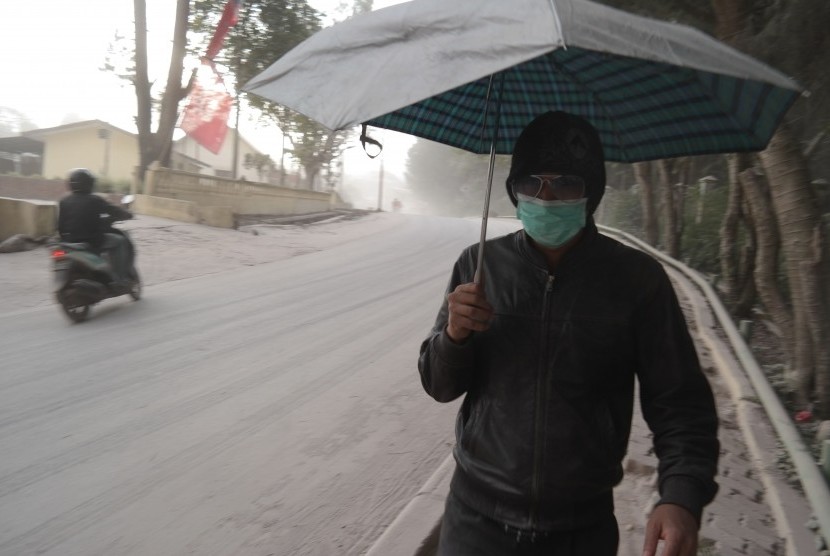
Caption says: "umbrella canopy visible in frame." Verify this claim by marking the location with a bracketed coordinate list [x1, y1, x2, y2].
[243, 0, 802, 162]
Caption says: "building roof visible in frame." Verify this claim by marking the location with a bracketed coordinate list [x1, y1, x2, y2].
[22, 119, 136, 139]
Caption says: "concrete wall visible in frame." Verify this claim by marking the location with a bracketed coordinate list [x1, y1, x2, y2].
[132, 195, 199, 224]
[0, 197, 56, 241]
[145, 165, 336, 217]
[0, 175, 66, 201]
[0, 168, 343, 239]
[132, 194, 234, 229]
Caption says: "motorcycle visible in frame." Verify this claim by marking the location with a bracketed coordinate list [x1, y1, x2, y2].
[50, 197, 142, 323]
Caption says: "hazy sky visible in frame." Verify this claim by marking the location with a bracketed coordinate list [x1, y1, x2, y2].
[0, 0, 415, 201]
[0, 0, 406, 129]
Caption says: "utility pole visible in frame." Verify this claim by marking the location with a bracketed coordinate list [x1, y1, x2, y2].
[232, 95, 240, 179]
[98, 128, 111, 178]
[377, 154, 384, 211]
[280, 132, 287, 187]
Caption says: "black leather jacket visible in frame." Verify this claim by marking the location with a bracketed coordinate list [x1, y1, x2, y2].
[418, 222, 719, 531]
[58, 193, 133, 250]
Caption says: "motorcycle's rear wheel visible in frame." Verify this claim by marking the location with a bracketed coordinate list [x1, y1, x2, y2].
[60, 301, 90, 323]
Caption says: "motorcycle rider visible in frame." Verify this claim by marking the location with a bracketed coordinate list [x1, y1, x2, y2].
[57, 168, 134, 286]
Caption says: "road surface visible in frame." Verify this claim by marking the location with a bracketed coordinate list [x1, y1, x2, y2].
[0, 214, 520, 556]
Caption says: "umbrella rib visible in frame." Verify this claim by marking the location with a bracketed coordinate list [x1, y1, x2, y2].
[547, 0, 566, 49]
[478, 75, 497, 154]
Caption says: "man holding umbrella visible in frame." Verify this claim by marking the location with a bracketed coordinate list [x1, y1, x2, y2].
[418, 111, 719, 556]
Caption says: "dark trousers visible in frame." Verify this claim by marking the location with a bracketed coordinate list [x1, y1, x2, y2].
[437, 492, 619, 556]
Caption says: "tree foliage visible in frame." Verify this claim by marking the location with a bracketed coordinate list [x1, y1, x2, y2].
[114, 0, 350, 187]
[243, 152, 275, 182]
[116, 0, 192, 180]
[599, 0, 830, 415]
[0, 107, 36, 135]
[191, 0, 353, 189]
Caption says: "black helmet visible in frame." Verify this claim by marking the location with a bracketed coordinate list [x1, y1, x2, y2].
[68, 168, 95, 194]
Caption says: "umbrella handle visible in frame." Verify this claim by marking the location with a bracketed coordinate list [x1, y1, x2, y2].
[474, 74, 505, 285]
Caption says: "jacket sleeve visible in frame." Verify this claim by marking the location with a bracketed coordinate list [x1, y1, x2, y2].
[417, 251, 478, 403]
[634, 258, 720, 524]
[101, 198, 134, 221]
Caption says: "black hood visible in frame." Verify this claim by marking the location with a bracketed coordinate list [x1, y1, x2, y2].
[506, 111, 606, 215]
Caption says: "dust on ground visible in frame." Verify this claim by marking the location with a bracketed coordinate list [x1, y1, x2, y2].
[0, 211, 395, 312]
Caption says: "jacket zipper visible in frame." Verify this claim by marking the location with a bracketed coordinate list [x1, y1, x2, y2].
[530, 273, 555, 528]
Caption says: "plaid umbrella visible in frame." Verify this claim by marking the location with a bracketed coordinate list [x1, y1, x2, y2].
[243, 0, 801, 278]
[244, 0, 801, 163]
[368, 53, 798, 162]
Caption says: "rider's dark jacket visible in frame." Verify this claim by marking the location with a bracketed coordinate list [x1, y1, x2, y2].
[418, 221, 719, 531]
[58, 193, 132, 250]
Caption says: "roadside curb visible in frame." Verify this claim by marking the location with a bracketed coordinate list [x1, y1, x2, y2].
[668, 268, 821, 555]
[365, 454, 454, 556]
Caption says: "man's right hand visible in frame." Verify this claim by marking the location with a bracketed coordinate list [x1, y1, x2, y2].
[446, 282, 493, 343]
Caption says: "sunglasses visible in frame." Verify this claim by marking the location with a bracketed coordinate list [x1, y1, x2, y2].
[510, 174, 586, 201]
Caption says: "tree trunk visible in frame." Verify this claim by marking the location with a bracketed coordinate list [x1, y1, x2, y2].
[799, 228, 830, 416]
[734, 173, 757, 319]
[734, 238, 757, 318]
[633, 162, 659, 245]
[709, 0, 830, 415]
[739, 168, 794, 363]
[151, 0, 191, 169]
[133, 0, 190, 181]
[672, 158, 691, 245]
[711, 0, 751, 47]
[720, 154, 757, 313]
[656, 160, 680, 258]
[133, 0, 153, 184]
[759, 123, 830, 411]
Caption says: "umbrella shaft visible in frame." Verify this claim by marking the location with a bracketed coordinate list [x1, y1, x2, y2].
[474, 74, 505, 285]
[474, 141, 497, 285]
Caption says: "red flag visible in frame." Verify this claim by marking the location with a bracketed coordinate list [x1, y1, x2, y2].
[205, 0, 241, 61]
[180, 63, 233, 154]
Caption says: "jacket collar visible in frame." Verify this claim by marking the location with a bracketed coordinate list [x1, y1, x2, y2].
[514, 218, 600, 275]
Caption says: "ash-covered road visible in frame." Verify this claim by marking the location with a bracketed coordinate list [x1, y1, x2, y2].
[0, 213, 520, 556]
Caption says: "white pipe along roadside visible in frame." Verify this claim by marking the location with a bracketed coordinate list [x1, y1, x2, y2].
[598, 224, 830, 546]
